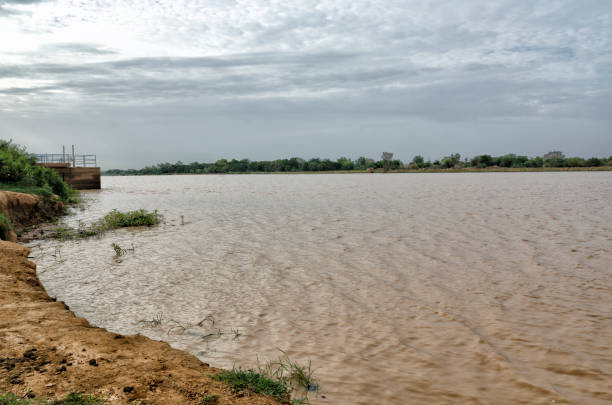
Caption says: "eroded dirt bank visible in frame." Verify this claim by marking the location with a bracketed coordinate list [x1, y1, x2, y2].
[0, 192, 283, 404]
[0, 191, 64, 242]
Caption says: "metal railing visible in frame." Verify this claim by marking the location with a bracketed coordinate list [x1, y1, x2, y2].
[35, 154, 98, 168]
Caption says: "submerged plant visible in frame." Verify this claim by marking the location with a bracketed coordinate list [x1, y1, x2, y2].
[49, 209, 163, 240]
[136, 312, 164, 328]
[111, 242, 125, 256]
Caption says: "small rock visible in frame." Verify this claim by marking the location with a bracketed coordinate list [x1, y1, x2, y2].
[88, 359, 98, 367]
[56, 366, 66, 373]
[23, 348, 37, 360]
[123, 386, 134, 393]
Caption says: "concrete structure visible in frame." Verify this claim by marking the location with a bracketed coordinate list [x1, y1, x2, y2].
[38, 163, 101, 190]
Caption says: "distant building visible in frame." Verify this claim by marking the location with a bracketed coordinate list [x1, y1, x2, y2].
[543, 151, 565, 160]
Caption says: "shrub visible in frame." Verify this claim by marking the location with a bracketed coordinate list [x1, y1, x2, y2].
[0, 140, 73, 201]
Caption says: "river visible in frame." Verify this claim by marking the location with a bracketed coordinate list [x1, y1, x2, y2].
[31, 172, 612, 404]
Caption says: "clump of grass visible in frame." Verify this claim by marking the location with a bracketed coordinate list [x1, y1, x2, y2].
[211, 368, 289, 400]
[0, 392, 103, 405]
[50, 209, 162, 240]
[0, 213, 14, 241]
[211, 351, 317, 403]
[259, 351, 319, 395]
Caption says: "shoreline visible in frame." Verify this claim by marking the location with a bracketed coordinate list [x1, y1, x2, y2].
[101, 166, 612, 176]
[0, 192, 283, 404]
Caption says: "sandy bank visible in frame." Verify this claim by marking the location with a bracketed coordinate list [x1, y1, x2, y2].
[0, 192, 283, 404]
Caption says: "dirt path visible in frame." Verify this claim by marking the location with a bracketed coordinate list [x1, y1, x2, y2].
[0, 198, 284, 404]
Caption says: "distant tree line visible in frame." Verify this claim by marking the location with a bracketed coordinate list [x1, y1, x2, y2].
[103, 156, 403, 175]
[102, 151, 611, 175]
[408, 151, 611, 170]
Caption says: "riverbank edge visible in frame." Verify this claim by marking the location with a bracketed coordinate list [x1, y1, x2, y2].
[102, 166, 612, 175]
[0, 191, 284, 405]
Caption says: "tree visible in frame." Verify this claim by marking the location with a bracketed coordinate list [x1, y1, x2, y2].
[412, 155, 424, 168]
[441, 153, 461, 169]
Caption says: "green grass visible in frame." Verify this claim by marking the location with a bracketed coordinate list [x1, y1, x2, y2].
[211, 368, 289, 399]
[0, 182, 55, 198]
[50, 209, 162, 241]
[211, 352, 318, 403]
[259, 351, 319, 395]
[0, 213, 14, 241]
[0, 392, 103, 405]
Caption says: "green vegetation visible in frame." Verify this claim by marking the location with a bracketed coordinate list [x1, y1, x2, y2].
[0, 140, 77, 202]
[111, 242, 124, 256]
[0, 392, 103, 405]
[259, 352, 318, 394]
[211, 352, 318, 403]
[101, 209, 161, 227]
[212, 368, 289, 400]
[102, 151, 611, 175]
[408, 151, 612, 170]
[0, 213, 13, 240]
[103, 156, 402, 175]
[50, 209, 162, 241]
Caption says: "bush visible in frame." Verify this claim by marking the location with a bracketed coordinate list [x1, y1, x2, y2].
[0, 140, 72, 201]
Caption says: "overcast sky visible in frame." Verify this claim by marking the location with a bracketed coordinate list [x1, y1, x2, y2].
[1, 0, 611, 168]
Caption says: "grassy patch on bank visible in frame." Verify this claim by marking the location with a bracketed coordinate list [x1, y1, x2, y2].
[50, 209, 162, 240]
[211, 351, 318, 403]
[212, 369, 289, 399]
[0, 392, 103, 405]
[0, 213, 13, 240]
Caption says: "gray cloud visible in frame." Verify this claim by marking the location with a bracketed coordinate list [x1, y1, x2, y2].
[0, 0, 49, 14]
[40, 42, 116, 55]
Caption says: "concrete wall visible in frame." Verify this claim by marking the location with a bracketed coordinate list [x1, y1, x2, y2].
[39, 164, 101, 190]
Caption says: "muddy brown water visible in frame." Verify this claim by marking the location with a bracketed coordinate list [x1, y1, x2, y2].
[30, 173, 612, 404]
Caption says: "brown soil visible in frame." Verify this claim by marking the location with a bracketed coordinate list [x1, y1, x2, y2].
[0, 192, 285, 404]
[0, 191, 64, 238]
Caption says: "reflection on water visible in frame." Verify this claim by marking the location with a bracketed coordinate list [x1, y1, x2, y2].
[31, 173, 612, 404]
